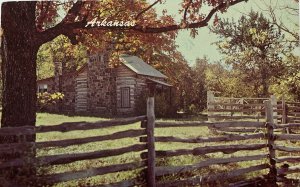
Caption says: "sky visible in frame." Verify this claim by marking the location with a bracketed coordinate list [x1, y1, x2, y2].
[151, 0, 300, 65]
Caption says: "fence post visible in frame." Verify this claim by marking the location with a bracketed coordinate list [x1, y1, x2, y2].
[265, 100, 277, 184]
[146, 84, 156, 187]
[270, 95, 277, 125]
[207, 91, 214, 122]
[281, 97, 290, 134]
[282, 97, 287, 124]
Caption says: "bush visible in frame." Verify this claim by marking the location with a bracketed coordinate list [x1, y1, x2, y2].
[135, 93, 147, 116]
[135, 92, 177, 118]
[37, 92, 64, 111]
[188, 104, 198, 114]
[155, 94, 170, 117]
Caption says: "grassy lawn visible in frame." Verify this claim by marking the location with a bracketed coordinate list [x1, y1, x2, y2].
[36, 113, 108, 126]
[7, 113, 299, 186]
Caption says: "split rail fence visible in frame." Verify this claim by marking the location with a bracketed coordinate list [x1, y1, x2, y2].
[0, 116, 148, 186]
[0, 97, 299, 186]
[207, 91, 300, 124]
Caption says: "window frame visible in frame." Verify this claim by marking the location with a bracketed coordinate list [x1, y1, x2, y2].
[38, 84, 48, 93]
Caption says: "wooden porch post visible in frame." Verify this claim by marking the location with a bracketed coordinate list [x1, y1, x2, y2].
[146, 83, 156, 187]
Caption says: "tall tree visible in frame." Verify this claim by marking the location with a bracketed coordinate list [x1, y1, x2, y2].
[211, 11, 291, 97]
[204, 60, 253, 97]
[192, 57, 209, 110]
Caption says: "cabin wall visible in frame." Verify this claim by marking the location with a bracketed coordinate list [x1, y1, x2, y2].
[115, 64, 168, 116]
[116, 77, 136, 116]
[60, 74, 77, 114]
[116, 65, 136, 116]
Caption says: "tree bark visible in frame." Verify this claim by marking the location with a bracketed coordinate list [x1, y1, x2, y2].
[1, 2, 38, 132]
[1, 2, 40, 185]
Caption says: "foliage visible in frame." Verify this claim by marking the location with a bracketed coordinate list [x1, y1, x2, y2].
[205, 61, 254, 97]
[270, 54, 300, 101]
[37, 92, 64, 111]
[37, 35, 87, 80]
[158, 52, 197, 113]
[37, 43, 54, 80]
[135, 93, 147, 117]
[284, 54, 300, 101]
[191, 57, 208, 111]
[155, 91, 177, 118]
[211, 11, 292, 97]
[135, 90, 176, 118]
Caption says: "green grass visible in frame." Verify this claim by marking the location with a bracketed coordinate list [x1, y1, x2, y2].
[19, 113, 299, 186]
[36, 113, 107, 126]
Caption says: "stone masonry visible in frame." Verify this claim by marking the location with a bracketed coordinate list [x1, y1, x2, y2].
[87, 51, 117, 116]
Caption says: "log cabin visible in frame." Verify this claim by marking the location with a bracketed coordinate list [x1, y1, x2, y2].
[37, 52, 171, 116]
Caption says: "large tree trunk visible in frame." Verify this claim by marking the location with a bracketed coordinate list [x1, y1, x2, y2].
[1, 39, 38, 130]
[1, 2, 40, 185]
[1, 2, 38, 130]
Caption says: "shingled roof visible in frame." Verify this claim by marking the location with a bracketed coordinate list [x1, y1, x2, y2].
[119, 54, 167, 79]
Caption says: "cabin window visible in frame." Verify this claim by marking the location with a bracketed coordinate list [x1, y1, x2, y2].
[38, 84, 48, 93]
[121, 87, 130, 108]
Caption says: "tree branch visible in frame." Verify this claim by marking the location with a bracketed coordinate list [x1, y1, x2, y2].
[38, 0, 247, 42]
[184, 0, 193, 21]
[134, 0, 247, 33]
[61, 1, 86, 23]
[38, 1, 87, 44]
[135, 0, 161, 20]
[38, 21, 87, 45]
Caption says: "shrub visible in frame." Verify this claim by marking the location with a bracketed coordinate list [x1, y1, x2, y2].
[187, 104, 199, 115]
[135, 92, 177, 118]
[37, 92, 64, 111]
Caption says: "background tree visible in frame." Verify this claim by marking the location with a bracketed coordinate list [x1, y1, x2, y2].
[37, 35, 88, 79]
[259, 0, 299, 44]
[203, 60, 253, 97]
[270, 54, 300, 101]
[211, 11, 291, 97]
[191, 57, 209, 111]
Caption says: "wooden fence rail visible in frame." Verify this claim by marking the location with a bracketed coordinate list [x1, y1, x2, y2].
[207, 91, 300, 125]
[0, 116, 148, 186]
[157, 164, 270, 187]
[0, 96, 299, 186]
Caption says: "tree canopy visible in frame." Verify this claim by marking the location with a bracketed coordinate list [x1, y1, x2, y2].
[211, 11, 293, 97]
